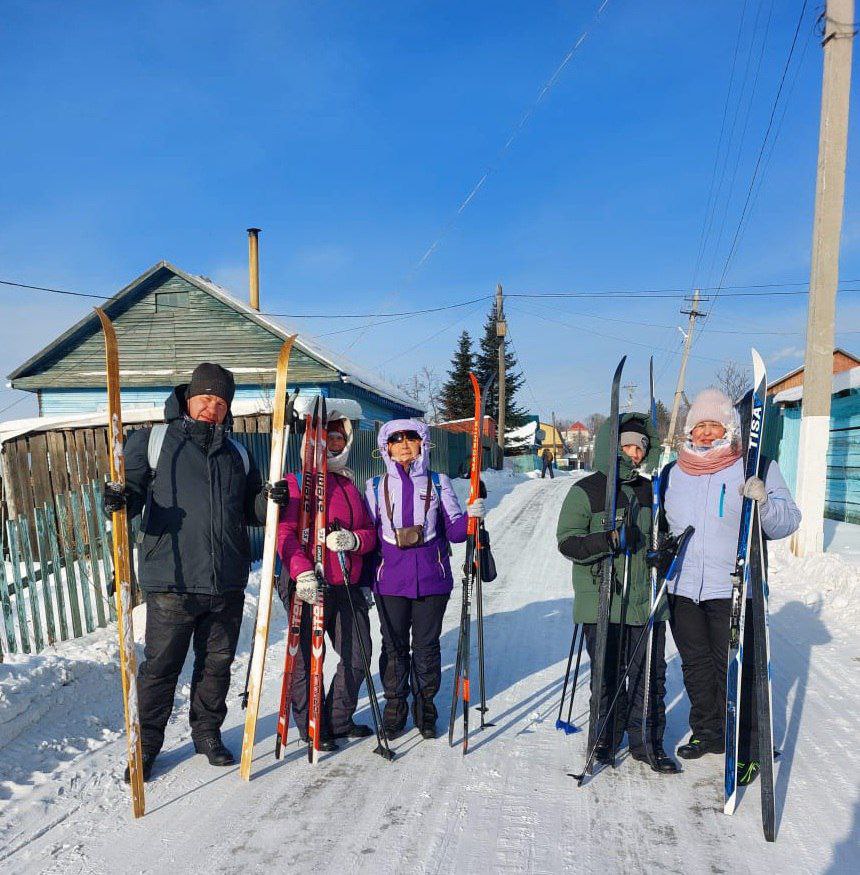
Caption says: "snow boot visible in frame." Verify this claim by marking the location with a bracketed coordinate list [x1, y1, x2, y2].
[413, 695, 438, 740]
[123, 748, 157, 783]
[593, 743, 614, 767]
[737, 761, 761, 786]
[677, 735, 724, 760]
[331, 722, 374, 740]
[383, 699, 408, 739]
[194, 735, 235, 766]
[630, 746, 682, 774]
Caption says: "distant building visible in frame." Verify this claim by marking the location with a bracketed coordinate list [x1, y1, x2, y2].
[436, 415, 497, 440]
[7, 261, 422, 428]
[767, 348, 860, 397]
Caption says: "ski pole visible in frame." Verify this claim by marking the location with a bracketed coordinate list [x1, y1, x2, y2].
[475, 522, 494, 729]
[332, 530, 395, 761]
[556, 623, 578, 731]
[562, 626, 586, 732]
[572, 525, 694, 785]
[447, 589, 467, 746]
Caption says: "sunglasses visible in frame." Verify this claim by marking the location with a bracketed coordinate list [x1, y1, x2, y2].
[388, 430, 421, 444]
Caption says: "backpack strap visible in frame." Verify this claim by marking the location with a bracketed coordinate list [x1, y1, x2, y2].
[372, 475, 382, 523]
[147, 424, 169, 474]
[429, 471, 443, 502]
[147, 423, 249, 476]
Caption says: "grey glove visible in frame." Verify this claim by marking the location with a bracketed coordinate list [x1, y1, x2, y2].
[295, 570, 319, 604]
[467, 497, 486, 519]
[741, 476, 768, 505]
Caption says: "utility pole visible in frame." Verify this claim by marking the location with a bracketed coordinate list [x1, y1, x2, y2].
[247, 228, 261, 311]
[665, 289, 702, 456]
[496, 284, 507, 455]
[792, 0, 854, 557]
[622, 383, 637, 413]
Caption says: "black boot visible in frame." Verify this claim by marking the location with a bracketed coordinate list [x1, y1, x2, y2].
[384, 700, 408, 739]
[194, 735, 235, 766]
[677, 735, 724, 760]
[630, 746, 682, 774]
[413, 695, 438, 740]
[593, 743, 614, 766]
[124, 748, 157, 783]
[299, 733, 340, 751]
[330, 723, 374, 740]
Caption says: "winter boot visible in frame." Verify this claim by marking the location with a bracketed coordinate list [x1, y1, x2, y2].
[123, 748, 157, 783]
[331, 722, 374, 740]
[194, 735, 235, 766]
[629, 746, 682, 774]
[677, 735, 724, 760]
[383, 699, 408, 739]
[738, 761, 761, 786]
[593, 743, 614, 767]
[299, 734, 340, 752]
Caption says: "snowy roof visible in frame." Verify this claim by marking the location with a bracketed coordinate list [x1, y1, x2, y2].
[0, 396, 364, 445]
[767, 348, 860, 391]
[7, 261, 421, 414]
[506, 421, 540, 449]
[773, 366, 860, 404]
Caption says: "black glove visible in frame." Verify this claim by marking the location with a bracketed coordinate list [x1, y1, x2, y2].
[264, 479, 290, 507]
[103, 482, 127, 514]
[646, 533, 679, 578]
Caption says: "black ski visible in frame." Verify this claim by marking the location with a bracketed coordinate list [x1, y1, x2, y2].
[582, 356, 625, 776]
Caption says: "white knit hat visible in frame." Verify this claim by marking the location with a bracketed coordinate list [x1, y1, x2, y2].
[684, 388, 741, 440]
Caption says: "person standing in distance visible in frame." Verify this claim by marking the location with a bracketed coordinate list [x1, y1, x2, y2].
[103, 363, 288, 781]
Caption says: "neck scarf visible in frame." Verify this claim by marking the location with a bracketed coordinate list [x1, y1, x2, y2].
[676, 440, 742, 475]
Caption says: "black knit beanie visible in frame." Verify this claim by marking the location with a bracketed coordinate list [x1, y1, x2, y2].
[187, 363, 235, 406]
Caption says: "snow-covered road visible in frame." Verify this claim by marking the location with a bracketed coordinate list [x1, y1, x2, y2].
[1, 474, 858, 873]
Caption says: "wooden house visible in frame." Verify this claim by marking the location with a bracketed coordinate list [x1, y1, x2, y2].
[7, 261, 422, 426]
[766, 348, 860, 397]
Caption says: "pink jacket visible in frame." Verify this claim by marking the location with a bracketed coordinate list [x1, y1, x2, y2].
[277, 472, 377, 585]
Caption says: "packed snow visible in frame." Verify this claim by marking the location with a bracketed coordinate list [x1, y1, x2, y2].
[1, 472, 858, 873]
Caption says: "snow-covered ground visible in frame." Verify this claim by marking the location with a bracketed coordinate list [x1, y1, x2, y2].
[1, 473, 858, 873]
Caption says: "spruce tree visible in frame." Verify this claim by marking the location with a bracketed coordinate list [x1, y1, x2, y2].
[474, 305, 528, 429]
[440, 330, 476, 420]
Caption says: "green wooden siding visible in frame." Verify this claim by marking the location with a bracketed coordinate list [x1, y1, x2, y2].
[12, 270, 337, 390]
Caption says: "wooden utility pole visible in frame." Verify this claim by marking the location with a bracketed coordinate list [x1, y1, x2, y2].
[665, 289, 702, 456]
[247, 228, 261, 311]
[496, 284, 507, 454]
[792, 1, 854, 557]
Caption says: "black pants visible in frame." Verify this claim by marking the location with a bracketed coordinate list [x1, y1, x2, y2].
[289, 585, 372, 737]
[137, 591, 245, 753]
[583, 620, 667, 754]
[376, 592, 449, 729]
[541, 461, 554, 479]
[669, 595, 757, 759]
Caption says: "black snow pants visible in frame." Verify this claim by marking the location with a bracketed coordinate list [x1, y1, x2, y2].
[669, 595, 758, 759]
[376, 593, 450, 731]
[541, 460, 554, 479]
[583, 620, 668, 755]
[289, 585, 372, 738]
[137, 591, 245, 753]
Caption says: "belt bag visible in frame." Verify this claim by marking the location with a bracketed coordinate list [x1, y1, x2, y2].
[478, 527, 497, 582]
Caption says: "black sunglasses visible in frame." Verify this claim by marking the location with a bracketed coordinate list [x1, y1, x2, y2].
[388, 430, 421, 444]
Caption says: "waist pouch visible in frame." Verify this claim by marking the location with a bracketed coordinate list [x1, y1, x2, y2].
[479, 527, 497, 583]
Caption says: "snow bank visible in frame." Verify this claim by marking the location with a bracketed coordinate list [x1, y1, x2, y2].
[770, 539, 860, 627]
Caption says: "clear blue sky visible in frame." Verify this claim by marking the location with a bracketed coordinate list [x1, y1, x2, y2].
[2, 0, 859, 422]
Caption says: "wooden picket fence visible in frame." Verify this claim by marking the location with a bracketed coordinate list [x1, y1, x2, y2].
[0, 479, 117, 656]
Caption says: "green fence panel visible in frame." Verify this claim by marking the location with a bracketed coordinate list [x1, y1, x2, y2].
[45, 503, 70, 641]
[81, 486, 107, 628]
[34, 507, 57, 646]
[6, 521, 31, 653]
[92, 482, 117, 622]
[55, 496, 84, 639]
[69, 492, 96, 634]
[19, 519, 45, 652]
[0, 559, 17, 654]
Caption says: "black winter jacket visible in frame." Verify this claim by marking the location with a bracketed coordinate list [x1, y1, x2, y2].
[124, 386, 265, 595]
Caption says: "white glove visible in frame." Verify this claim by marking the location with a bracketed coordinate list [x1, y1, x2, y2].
[740, 477, 768, 505]
[467, 497, 486, 519]
[325, 529, 360, 553]
[295, 570, 319, 604]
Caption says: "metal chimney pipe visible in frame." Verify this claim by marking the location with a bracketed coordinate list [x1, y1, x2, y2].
[247, 228, 261, 311]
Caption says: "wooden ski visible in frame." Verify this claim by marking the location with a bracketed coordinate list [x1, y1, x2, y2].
[239, 335, 298, 780]
[95, 308, 145, 819]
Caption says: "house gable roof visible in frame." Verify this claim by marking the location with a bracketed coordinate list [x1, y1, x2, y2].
[766, 348, 860, 391]
[8, 261, 420, 413]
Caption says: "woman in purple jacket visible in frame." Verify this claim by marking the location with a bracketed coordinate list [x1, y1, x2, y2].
[366, 419, 484, 739]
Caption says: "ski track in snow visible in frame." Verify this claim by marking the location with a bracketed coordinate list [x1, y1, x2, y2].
[1, 474, 858, 873]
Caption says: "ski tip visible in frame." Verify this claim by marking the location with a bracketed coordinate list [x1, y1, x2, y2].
[751, 348, 765, 382]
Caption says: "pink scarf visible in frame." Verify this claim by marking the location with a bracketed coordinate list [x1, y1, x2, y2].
[677, 443, 742, 475]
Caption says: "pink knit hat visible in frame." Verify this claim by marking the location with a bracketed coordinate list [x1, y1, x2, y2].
[684, 388, 741, 440]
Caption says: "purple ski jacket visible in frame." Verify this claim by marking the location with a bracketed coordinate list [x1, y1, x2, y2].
[365, 419, 468, 598]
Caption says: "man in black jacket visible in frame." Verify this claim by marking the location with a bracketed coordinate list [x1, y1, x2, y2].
[104, 363, 288, 781]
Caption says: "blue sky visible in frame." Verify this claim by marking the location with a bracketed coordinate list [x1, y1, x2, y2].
[1, 0, 859, 422]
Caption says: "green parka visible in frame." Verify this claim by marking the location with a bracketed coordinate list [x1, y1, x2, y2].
[555, 412, 667, 626]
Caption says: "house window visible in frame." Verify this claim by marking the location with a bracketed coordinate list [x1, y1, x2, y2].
[155, 291, 189, 312]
